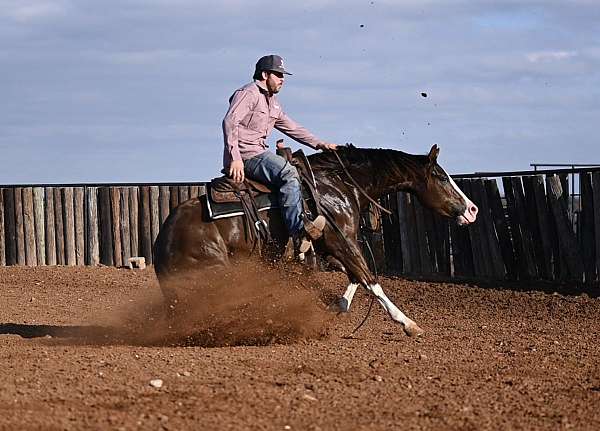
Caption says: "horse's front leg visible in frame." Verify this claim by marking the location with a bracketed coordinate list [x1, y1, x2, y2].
[366, 282, 424, 337]
[328, 238, 423, 337]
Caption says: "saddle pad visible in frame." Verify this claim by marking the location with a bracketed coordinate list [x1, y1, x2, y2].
[205, 184, 279, 220]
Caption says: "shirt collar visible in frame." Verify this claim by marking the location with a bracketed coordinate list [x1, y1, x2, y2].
[254, 80, 269, 94]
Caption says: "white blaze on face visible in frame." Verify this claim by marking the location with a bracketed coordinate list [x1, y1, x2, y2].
[440, 167, 478, 225]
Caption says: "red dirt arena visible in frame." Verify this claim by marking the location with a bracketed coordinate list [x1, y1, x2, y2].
[1, 264, 599, 430]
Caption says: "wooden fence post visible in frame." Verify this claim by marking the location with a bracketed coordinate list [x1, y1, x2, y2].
[407, 194, 423, 273]
[432, 213, 450, 276]
[129, 187, 139, 258]
[53, 188, 65, 265]
[120, 187, 131, 265]
[98, 187, 113, 266]
[381, 194, 402, 273]
[110, 187, 123, 267]
[413, 198, 432, 274]
[33, 187, 46, 265]
[451, 180, 474, 277]
[471, 178, 505, 279]
[397, 192, 412, 274]
[580, 173, 596, 282]
[139, 186, 152, 264]
[593, 172, 600, 282]
[503, 177, 537, 279]
[22, 188, 37, 266]
[512, 177, 538, 278]
[14, 188, 25, 265]
[150, 186, 160, 248]
[485, 179, 515, 280]
[190, 185, 201, 199]
[45, 188, 57, 265]
[86, 187, 99, 266]
[73, 188, 85, 265]
[462, 180, 488, 277]
[169, 186, 179, 211]
[546, 175, 583, 281]
[178, 186, 189, 204]
[4, 189, 17, 265]
[422, 210, 439, 273]
[559, 174, 570, 219]
[159, 186, 170, 226]
[0, 189, 4, 266]
[63, 187, 76, 266]
[522, 176, 553, 280]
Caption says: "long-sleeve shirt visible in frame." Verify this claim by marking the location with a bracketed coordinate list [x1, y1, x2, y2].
[222, 80, 325, 169]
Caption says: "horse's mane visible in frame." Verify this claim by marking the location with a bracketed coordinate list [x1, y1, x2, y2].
[308, 144, 429, 174]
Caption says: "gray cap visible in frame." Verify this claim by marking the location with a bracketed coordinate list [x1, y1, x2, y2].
[255, 55, 292, 75]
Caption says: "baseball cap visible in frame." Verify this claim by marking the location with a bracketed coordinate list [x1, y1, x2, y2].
[255, 55, 292, 75]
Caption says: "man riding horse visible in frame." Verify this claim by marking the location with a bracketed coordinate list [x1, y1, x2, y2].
[154, 56, 479, 337]
[222, 54, 338, 255]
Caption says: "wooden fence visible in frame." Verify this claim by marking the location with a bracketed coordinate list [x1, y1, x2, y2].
[0, 184, 204, 267]
[2, 169, 599, 284]
[379, 169, 600, 283]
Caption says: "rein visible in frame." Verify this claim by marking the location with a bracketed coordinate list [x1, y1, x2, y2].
[350, 227, 378, 336]
[332, 151, 392, 216]
[320, 150, 387, 335]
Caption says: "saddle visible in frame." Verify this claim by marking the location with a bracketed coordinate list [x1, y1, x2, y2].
[209, 176, 273, 204]
[205, 148, 321, 253]
[206, 147, 316, 216]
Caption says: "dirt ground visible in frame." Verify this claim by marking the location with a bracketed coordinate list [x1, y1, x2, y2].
[1, 265, 599, 431]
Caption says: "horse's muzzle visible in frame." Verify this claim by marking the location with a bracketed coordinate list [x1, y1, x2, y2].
[456, 202, 478, 225]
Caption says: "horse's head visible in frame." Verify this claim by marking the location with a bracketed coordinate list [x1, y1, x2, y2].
[413, 145, 478, 225]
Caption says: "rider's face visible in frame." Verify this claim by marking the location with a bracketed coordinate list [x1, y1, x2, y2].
[265, 71, 284, 94]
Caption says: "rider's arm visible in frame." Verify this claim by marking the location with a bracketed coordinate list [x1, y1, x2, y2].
[275, 111, 337, 151]
[222, 89, 255, 164]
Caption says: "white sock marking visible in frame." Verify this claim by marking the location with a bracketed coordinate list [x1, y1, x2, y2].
[340, 283, 359, 311]
[366, 283, 415, 328]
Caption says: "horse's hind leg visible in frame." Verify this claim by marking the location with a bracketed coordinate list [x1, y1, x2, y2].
[333, 283, 359, 312]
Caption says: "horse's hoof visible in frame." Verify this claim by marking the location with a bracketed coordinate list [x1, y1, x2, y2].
[328, 297, 349, 313]
[403, 322, 424, 337]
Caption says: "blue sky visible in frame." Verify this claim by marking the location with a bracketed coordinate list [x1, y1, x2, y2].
[1, 0, 599, 184]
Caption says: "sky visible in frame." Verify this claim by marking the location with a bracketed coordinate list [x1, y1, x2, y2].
[1, 0, 599, 184]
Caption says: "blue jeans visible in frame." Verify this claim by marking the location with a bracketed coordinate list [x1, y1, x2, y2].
[244, 151, 303, 236]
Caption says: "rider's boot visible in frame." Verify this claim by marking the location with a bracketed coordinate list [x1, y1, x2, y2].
[294, 215, 326, 254]
[303, 215, 326, 240]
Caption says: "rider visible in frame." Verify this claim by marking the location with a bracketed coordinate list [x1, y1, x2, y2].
[222, 54, 338, 253]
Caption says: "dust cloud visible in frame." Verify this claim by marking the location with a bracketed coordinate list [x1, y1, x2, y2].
[80, 260, 333, 347]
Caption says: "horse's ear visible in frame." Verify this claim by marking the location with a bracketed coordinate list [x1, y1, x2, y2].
[428, 144, 440, 164]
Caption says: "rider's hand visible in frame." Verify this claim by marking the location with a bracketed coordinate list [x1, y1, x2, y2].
[229, 160, 245, 183]
[316, 142, 338, 151]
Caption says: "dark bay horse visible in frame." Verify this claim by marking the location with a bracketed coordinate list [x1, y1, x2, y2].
[154, 144, 478, 336]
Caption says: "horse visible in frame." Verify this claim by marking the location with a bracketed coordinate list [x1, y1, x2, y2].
[153, 144, 478, 336]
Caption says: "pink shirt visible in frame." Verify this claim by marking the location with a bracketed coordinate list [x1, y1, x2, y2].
[222, 81, 325, 169]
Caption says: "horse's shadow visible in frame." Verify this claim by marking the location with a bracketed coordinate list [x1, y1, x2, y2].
[0, 323, 116, 342]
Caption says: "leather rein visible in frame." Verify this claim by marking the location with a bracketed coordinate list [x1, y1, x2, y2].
[332, 151, 392, 216]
